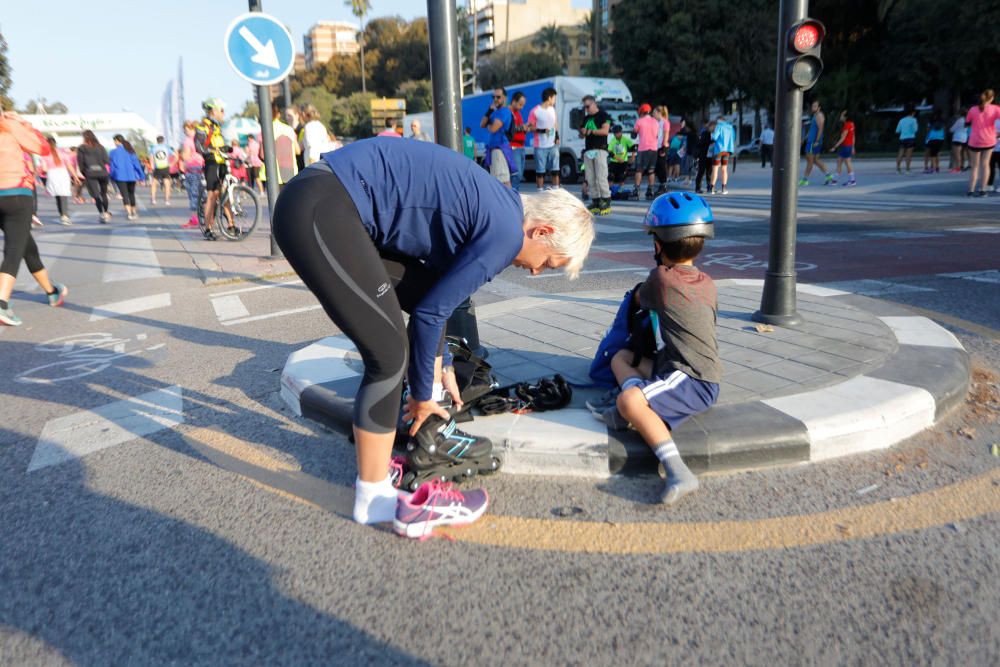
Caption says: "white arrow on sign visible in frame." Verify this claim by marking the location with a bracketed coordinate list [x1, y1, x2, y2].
[238, 25, 279, 69]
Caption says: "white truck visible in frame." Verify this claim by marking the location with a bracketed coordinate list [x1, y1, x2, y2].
[403, 76, 637, 183]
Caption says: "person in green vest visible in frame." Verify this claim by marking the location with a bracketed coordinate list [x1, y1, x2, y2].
[607, 125, 635, 199]
[462, 127, 476, 161]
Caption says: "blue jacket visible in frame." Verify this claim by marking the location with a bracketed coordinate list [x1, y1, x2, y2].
[109, 146, 145, 182]
[322, 138, 524, 401]
[712, 120, 736, 154]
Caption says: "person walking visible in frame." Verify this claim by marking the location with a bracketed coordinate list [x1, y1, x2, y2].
[654, 105, 670, 195]
[246, 133, 264, 194]
[760, 124, 775, 167]
[0, 107, 68, 326]
[180, 120, 204, 229]
[895, 106, 918, 175]
[42, 136, 80, 224]
[949, 114, 969, 172]
[77, 129, 111, 222]
[923, 112, 945, 174]
[579, 94, 612, 215]
[301, 104, 332, 165]
[462, 127, 476, 161]
[965, 89, 1000, 197]
[800, 100, 833, 186]
[408, 118, 431, 142]
[989, 118, 1000, 193]
[480, 87, 516, 188]
[509, 92, 528, 192]
[109, 134, 145, 220]
[148, 135, 173, 205]
[708, 115, 735, 195]
[829, 109, 857, 187]
[68, 147, 85, 204]
[694, 120, 712, 194]
[527, 87, 559, 191]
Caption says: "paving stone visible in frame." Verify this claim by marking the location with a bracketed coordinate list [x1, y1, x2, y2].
[724, 370, 797, 393]
[791, 350, 862, 373]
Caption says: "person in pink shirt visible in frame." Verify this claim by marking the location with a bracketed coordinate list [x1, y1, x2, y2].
[246, 134, 264, 194]
[42, 136, 81, 224]
[965, 88, 1000, 196]
[377, 119, 402, 137]
[632, 104, 660, 199]
[180, 120, 205, 228]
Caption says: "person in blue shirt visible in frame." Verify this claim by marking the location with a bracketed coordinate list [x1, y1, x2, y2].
[708, 115, 735, 195]
[108, 134, 145, 220]
[923, 111, 946, 174]
[479, 87, 516, 187]
[896, 107, 919, 174]
[271, 137, 595, 532]
[800, 100, 834, 186]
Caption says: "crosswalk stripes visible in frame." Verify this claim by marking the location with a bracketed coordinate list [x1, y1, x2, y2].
[603, 192, 949, 215]
[102, 226, 164, 283]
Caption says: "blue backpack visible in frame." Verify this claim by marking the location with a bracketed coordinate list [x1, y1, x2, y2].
[589, 287, 662, 388]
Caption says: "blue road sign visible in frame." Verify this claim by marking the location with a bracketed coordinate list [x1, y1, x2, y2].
[224, 12, 295, 86]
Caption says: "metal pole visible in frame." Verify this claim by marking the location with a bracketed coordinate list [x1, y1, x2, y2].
[427, 0, 463, 151]
[249, 0, 283, 258]
[428, 0, 482, 354]
[282, 78, 292, 109]
[753, 0, 807, 327]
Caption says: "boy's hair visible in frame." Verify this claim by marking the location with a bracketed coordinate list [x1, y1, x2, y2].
[541, 87, 557, 102]
[520, 188, 596, 279]
[658, 236, 705, 263]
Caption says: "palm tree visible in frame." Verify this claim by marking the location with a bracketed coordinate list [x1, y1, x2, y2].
[577, 11, 608, 61]
[346, 0, 372, 93]
[532, 23, 570, 69]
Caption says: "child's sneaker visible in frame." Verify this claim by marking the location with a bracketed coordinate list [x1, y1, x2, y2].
[844, 178, 857, 187]
[824, 174, 836, 185]
[585, 387, 620, 413]
[720, 186, 729, 195]
[393, 480, 488, 539]
[47, 282, 68, 307]
[0, 304, 22, 326]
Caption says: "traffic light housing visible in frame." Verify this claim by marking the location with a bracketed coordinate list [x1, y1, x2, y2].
[785, 19, 825, 91]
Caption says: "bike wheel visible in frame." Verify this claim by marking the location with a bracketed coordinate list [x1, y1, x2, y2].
[216, 184, 261, 241]
[197, 189, 216, 240]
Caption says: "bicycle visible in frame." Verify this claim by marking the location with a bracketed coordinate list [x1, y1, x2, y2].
[197, 154, 262, 241]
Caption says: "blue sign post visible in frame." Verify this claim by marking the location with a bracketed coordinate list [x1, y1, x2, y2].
[224, 13, 295, 86]
[225, 6, 294, 257]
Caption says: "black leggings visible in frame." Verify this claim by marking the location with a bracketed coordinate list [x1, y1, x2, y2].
[116, 181, 137, 207]
[273, 166, 439, 433]
[695, 156, 710, 190]
[989, 151, 1000, 187]
[55, 196, 69, 217]
[0, 195, 44, 277]
[86, 176, 109, 213]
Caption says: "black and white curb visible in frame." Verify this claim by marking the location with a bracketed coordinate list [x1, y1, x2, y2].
[280, 281, 969, 478]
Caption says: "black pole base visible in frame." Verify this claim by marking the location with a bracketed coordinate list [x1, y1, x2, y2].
[751, 308, 803, 327]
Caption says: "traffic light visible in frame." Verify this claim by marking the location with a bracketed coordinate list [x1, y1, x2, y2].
[785, 19, 825, 91]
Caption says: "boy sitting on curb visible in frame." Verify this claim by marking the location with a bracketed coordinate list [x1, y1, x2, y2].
[602, 192, 723, 504]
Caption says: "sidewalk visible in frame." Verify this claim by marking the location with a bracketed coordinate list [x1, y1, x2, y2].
[147, 202, 291, 285]
[280, 280, 970, 478]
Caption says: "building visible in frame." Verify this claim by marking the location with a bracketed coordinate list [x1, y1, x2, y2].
[469, 0, 589, 57]
[304, 21, 360, 70]
[505, 25, 593, 76]
[592, 0, 624, 62]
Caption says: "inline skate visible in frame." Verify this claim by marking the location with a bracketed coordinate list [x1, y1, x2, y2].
[398, 414, 502, 492]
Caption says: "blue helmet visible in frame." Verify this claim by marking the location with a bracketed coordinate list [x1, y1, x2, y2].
[643, 191, 714, 243]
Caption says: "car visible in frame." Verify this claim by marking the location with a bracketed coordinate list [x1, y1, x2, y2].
[736, 137, 761, 156]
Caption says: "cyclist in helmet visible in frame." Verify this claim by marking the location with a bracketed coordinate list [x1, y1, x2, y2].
[194, 98, 234, 237]
[600, 192, 722, 506]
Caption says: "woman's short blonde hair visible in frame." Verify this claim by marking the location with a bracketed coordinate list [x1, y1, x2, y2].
[519, 188, 595, 279]
[303, 104, 322, 122]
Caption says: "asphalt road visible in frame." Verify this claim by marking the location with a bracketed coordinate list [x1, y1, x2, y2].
[1, 160, 998, 665]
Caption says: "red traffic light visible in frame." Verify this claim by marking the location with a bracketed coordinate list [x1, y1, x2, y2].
[789, 20, 825, 52]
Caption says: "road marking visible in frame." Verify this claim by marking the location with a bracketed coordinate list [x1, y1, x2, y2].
[28, 385, 184, 472]
[16, 332, 165, 384]
[211, 294, 251, 322]
[528, 266, 645, 279]
[220, 304, 323, 326]
[939, 270, 1000, 285]
[439, 468, 1000, 553]
[192, 426, 1000, 554]
[102, 227, 163, 283]
[594, 223, 638, 235]
[185, 427, 299, 472]
[948, 225, 1000, 234]
[17, 233, 73, 292]
[89, 292, 172, 321]
[819, 279, 936, 296]
[211, 278, 303, 297]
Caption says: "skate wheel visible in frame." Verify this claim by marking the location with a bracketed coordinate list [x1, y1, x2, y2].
[402, 472, 418, 491]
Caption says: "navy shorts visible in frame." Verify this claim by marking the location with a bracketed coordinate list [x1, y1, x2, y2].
[637, 370, 719, 429]
[837, 145, 854, 159]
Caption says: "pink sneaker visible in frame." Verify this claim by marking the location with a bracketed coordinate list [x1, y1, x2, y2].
[393, 480, 488, 539]
[181, 214, 199, 229]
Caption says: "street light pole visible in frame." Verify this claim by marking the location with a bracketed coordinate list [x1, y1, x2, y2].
[753, 0, 808, 327]
[427, 0, 483, 354]
[248, 0, 283, 258]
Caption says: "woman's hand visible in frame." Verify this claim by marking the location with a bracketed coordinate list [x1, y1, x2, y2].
[403, 396, 451, 436]
[441, 368, 464, 412]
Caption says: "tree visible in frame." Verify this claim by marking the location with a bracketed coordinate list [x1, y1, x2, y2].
[238, 99, 259, 119]
[396, 80, 433, 114]
[19, 97, 69, 114]
[346, 0, 373, 93]
[532, 24, 570, 68]
[295, 86, 338, 126]
[582, 59, 616, 77]
[477, 50, 562, 91]
[0, 31, 12, 110]
[577, 12, 607, 60]
[329, 91, 376, 139]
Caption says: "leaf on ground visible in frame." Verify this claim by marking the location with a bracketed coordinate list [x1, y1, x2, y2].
[957, 427, 976, 440]
[991, 443, 999, 457]
[754, 324, 775, 333]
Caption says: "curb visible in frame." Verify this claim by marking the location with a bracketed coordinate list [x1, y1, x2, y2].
[280, 281, 969, 478]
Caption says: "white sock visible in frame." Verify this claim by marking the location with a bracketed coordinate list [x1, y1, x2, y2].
[353, 474, 399, 524]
